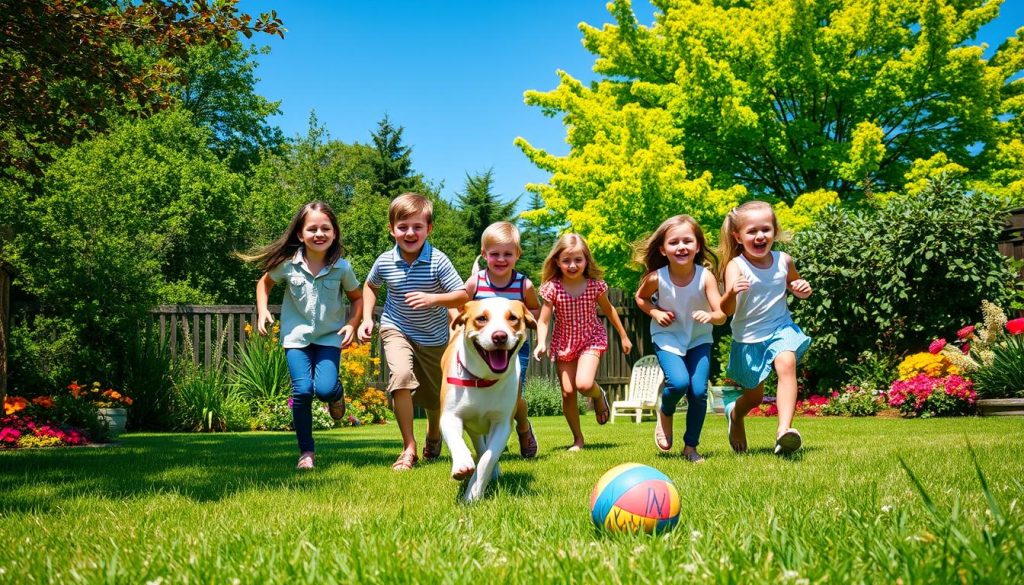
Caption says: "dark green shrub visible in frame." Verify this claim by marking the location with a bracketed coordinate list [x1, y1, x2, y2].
[522, 376, 585, 417]
[788, 178, 1016, 387]
[124, 326, 176, 431]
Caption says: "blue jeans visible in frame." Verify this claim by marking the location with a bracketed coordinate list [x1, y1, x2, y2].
[655, 343, 711, 448]
[286, 344, 343, 453]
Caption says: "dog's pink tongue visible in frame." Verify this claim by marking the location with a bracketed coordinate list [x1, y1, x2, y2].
[486, 349, 510, 372]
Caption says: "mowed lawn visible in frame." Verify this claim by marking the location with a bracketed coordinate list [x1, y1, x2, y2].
[1, 415, 1022, 584]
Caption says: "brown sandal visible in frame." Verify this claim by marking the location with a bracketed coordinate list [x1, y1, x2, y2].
[422, 437, 443, 461]
[391, 451, 418, 471]
[518, 424, 538, 459]
[594, 388, 610, 425]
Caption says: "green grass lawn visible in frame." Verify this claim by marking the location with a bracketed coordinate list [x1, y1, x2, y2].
[1, 415, 1022, 584]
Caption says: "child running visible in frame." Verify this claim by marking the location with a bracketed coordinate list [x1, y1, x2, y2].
[534, 233, 632, 451]
[246, 201, 363, 470]
[634, 215, 726, 463]
[463, 222, 541, 458]
[718, 201, 812, 455]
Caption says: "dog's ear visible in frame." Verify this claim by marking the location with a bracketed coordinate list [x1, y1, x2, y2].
[451, 308, 469, 332]
[515, 301, 537, 330]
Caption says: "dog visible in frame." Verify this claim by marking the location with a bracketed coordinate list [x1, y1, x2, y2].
[439, 297, 536, 503]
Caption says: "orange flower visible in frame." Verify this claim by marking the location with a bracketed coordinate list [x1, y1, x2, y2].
[67, 380, 85, 398]
[31, 396, 55, 409]
[123, 397, 133, 406]
[4, 396, 28, 415]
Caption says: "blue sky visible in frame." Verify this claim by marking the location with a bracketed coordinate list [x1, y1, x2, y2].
[239, 1, 1022, 208]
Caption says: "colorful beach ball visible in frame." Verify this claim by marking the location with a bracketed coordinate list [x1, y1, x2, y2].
[590, 463, 680, 533]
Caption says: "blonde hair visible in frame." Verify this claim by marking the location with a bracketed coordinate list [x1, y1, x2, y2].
[541, 233, 603, 284]
[473, 221, 523, 273]
[717, 200, 780, 279]
[389, 192, 433, 226]
[633, 215, 717, 280]
[237, 201, 344, 272]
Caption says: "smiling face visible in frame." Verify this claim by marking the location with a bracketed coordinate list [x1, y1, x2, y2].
[457, 298, 536, 375]
[660, 222, 700, 269]
[483, 242, 519, 279]
[298, 209, 336, 256]
[557, 245, 587, 282]
[390, 211, 433, 258]
[733, 207, 776, 262]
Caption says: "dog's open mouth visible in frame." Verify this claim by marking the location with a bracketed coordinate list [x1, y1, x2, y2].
[472, 340, 512, 373]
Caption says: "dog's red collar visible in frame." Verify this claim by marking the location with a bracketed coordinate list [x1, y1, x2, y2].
[446, 353, 498, 388]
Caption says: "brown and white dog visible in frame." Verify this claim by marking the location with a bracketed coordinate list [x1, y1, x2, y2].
[439, 297, 536, 503]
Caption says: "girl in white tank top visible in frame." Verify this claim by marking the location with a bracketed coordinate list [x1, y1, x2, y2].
[635, 216, 726, 463]
[718, 201, 813, 457]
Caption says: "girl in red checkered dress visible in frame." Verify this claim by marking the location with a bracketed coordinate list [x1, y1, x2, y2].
[534, 233, 633, 451]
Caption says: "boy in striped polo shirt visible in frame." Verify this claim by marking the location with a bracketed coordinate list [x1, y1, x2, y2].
[357, 193, 469, 471]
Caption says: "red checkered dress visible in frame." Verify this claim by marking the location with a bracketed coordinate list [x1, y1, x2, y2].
[539, 278, 609, 362]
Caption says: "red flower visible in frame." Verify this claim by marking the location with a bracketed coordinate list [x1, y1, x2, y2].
[956, 325, 975, 340]
[1007, 318, 1024, 336]
[961, 342, 970, 354]
[928, 338, 947, 354]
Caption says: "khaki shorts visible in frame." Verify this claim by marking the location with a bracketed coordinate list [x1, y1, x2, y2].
[379, 327, 447, 410]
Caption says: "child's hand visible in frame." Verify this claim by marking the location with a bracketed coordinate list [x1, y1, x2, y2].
[533, 343, 548, 361]
[404, 291, 435, 309]
[692, 310, 713, 324]
[256, 311, 274, 335]
[789, 279, 812, 298]
[338, 324, 355, 348]
[651, 309, 675, 327]
[620, 336, 633, 355]
[357, 320, 374, 343]
[730, 274, 751, 295]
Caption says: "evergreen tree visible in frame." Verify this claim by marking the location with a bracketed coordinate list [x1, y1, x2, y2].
[370, 115, 420, 197]
[455, 169, 519, 248]
[517, 192, 557, 280]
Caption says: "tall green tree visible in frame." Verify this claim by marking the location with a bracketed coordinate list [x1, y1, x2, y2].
[518, 192, 557, 281]
[0, 0, 283, 181]
[455, 169, 520, 249]
[175, 42, 285, 170]
[369, 115, 421, 197]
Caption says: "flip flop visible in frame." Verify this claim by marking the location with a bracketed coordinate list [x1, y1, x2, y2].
[594, 388, 610, 425]
[774, 428, 803, 455]
[392, 451, 418, 471]
[654, 414, 672, 452]
[296, 452, 315, 470]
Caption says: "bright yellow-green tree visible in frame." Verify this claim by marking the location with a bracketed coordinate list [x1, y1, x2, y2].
[518, 1, 1024, 289]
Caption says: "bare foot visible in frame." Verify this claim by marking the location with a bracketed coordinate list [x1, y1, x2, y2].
[682, 445, 705, 463]
[728, 405, 748, 453]
[567, 441, 584, 452]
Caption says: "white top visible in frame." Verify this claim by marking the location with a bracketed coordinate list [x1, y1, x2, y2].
[650, 265, 714, 356]
[730, 251, 793, 343]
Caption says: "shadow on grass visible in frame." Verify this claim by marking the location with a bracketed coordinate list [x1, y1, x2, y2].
[0, 430, 417, 514]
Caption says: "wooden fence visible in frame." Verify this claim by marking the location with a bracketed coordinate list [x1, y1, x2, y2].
[151, 289, 652, 403]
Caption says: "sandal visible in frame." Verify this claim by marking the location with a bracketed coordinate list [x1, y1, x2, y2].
[296, 451, 315, 470]
[682, 447, 705, 463]
[518, 423, 538, 459]
[654, 413, 672, 452]
[327, 397, 347, 421]
[774, 428, 802, 455]
[391, 451, 418, 472]
[422, 437, 443, 461]
[593, 388, 610, 426]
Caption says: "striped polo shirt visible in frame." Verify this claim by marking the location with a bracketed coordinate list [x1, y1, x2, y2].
[367, 242, 463, 346]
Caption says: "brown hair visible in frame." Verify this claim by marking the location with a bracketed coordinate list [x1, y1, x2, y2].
[716, 200, 779, 279]
[389, 192, 433, 226]
[238, 201, 344, 272]
[633, 215, 717, 279]
[541, 233, 603, 284]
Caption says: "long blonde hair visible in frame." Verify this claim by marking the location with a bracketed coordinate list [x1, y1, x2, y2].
[633, 215, 717, 279]
[541, 233, 603, 284]
[238, 201, 344, 272]
[717, 200, 779, 279]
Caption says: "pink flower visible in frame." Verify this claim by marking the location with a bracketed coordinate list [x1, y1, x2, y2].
[956, 325, 975, 340]
[0, 427, 21, 444]
[961, 342, 970, 354]
[1007, 318, 1024, 336]
[928, 338, 946, 354]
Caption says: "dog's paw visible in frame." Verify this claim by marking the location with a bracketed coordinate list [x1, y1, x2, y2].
[451, 462, 475, 481]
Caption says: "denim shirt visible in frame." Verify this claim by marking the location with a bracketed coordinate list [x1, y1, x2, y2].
[269, 250, 360, 348]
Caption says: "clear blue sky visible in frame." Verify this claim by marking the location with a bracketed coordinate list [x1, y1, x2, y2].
[239, 1, 1022, 208]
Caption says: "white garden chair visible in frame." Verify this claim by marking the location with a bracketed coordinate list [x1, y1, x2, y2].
[610, 355, 664, 423]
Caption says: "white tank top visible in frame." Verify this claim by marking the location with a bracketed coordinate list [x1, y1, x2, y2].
[730, 251, 793, 343]
[650, 265, 714, 356]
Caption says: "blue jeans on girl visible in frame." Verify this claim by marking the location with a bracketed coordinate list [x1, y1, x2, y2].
[654, 343, 712, 448]
[286, 343, 343, 453]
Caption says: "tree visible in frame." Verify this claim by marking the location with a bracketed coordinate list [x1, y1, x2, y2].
[175, 42, 285, 170]
[518, 192, 557, 280]
[455, 169, 520, 249]
[0, 0, 283, 181]
[520, 0, 1024, 210]
[369, 115, 421, 197]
